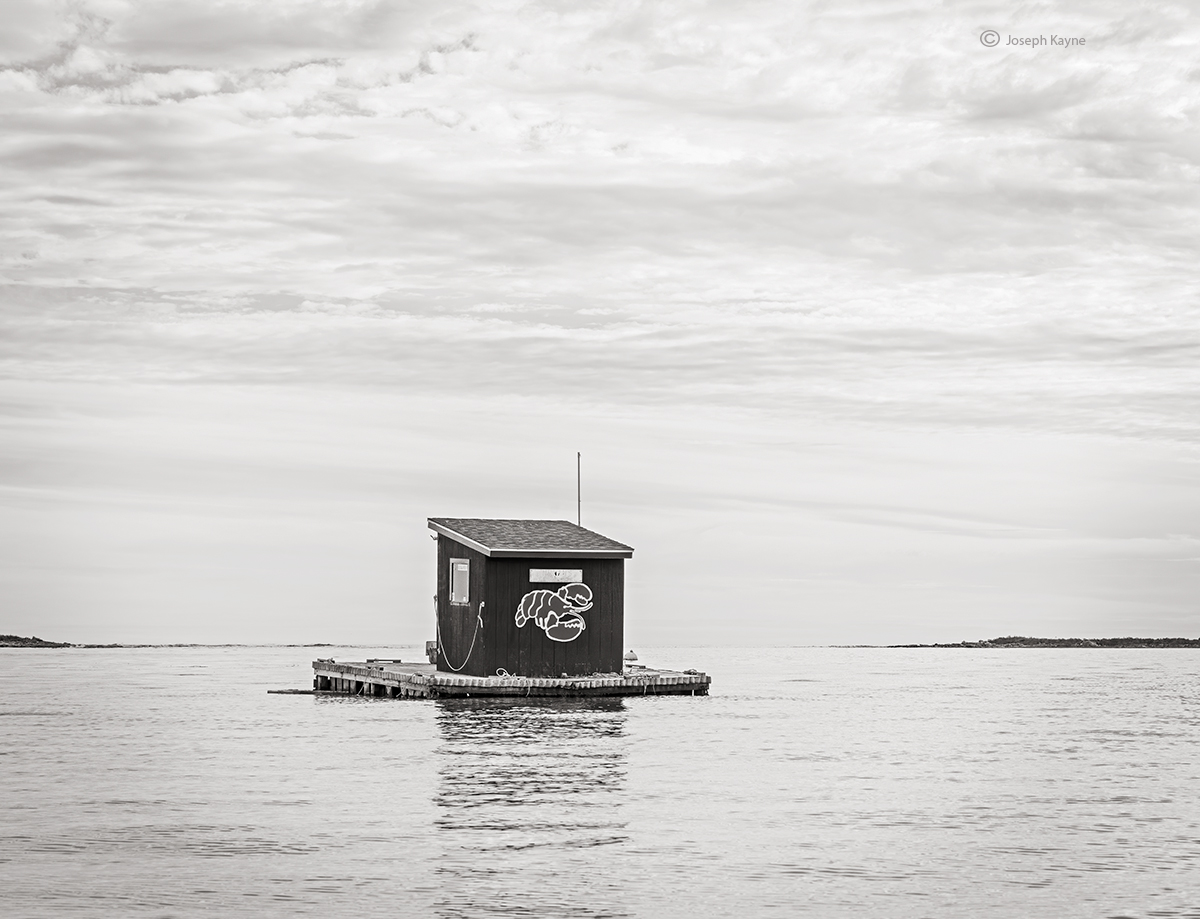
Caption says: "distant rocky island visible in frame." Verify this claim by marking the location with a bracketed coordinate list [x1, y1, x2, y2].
[890, 635, 1200, 648]
[0, 635, 336, 649]
[0, 634, 74, 648]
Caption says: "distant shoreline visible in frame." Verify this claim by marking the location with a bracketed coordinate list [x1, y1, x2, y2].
[0, 635, 345, 649]
[5, 634, 1200, 650]
[885, 636, 1200, 649]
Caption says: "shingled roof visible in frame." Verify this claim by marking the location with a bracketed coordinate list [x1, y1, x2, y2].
[428, 518, 634, 558]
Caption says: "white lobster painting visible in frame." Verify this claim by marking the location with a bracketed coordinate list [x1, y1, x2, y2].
[515, 583, 592, 642]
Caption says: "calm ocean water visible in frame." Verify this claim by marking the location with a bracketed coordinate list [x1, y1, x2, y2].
[2, 646, 1199, 918]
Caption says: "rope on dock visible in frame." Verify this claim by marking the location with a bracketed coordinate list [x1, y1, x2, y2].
[436, 596, 485, 673]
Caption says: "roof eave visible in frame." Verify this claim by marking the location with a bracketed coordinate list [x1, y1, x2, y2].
[427, 520, 633, 559]
[489, 548, 633, 559]
[428, 520, 494, 556]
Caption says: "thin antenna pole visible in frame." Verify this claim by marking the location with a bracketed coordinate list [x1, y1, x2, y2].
[576, 452, 581, 526]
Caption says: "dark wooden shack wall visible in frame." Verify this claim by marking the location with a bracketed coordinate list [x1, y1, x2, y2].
[435, 536, 489, 675]
[435, 535, 624, 678]
[487, 557, 624, 678]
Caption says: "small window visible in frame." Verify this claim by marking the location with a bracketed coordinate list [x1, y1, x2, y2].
[450, 558, 470, 605]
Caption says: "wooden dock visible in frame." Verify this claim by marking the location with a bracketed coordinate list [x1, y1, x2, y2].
[311, 659, 711, 699]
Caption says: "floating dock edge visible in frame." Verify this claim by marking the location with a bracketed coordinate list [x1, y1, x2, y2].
[312, 659, 711, 698]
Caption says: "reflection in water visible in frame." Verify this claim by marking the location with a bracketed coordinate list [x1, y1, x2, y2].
[434, 699, 630, 919]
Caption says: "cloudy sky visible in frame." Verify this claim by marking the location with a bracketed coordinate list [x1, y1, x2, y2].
[1, 0, 1197, 646]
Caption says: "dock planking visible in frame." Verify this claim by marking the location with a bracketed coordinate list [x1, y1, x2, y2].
[310, 659, 711, 699]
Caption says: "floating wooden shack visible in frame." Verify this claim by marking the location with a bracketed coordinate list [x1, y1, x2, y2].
[309, 517, 711, 698]
[430, 517, 633, 678]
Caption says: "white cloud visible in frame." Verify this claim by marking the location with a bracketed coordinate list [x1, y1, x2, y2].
[1, 0, 1198, 641]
